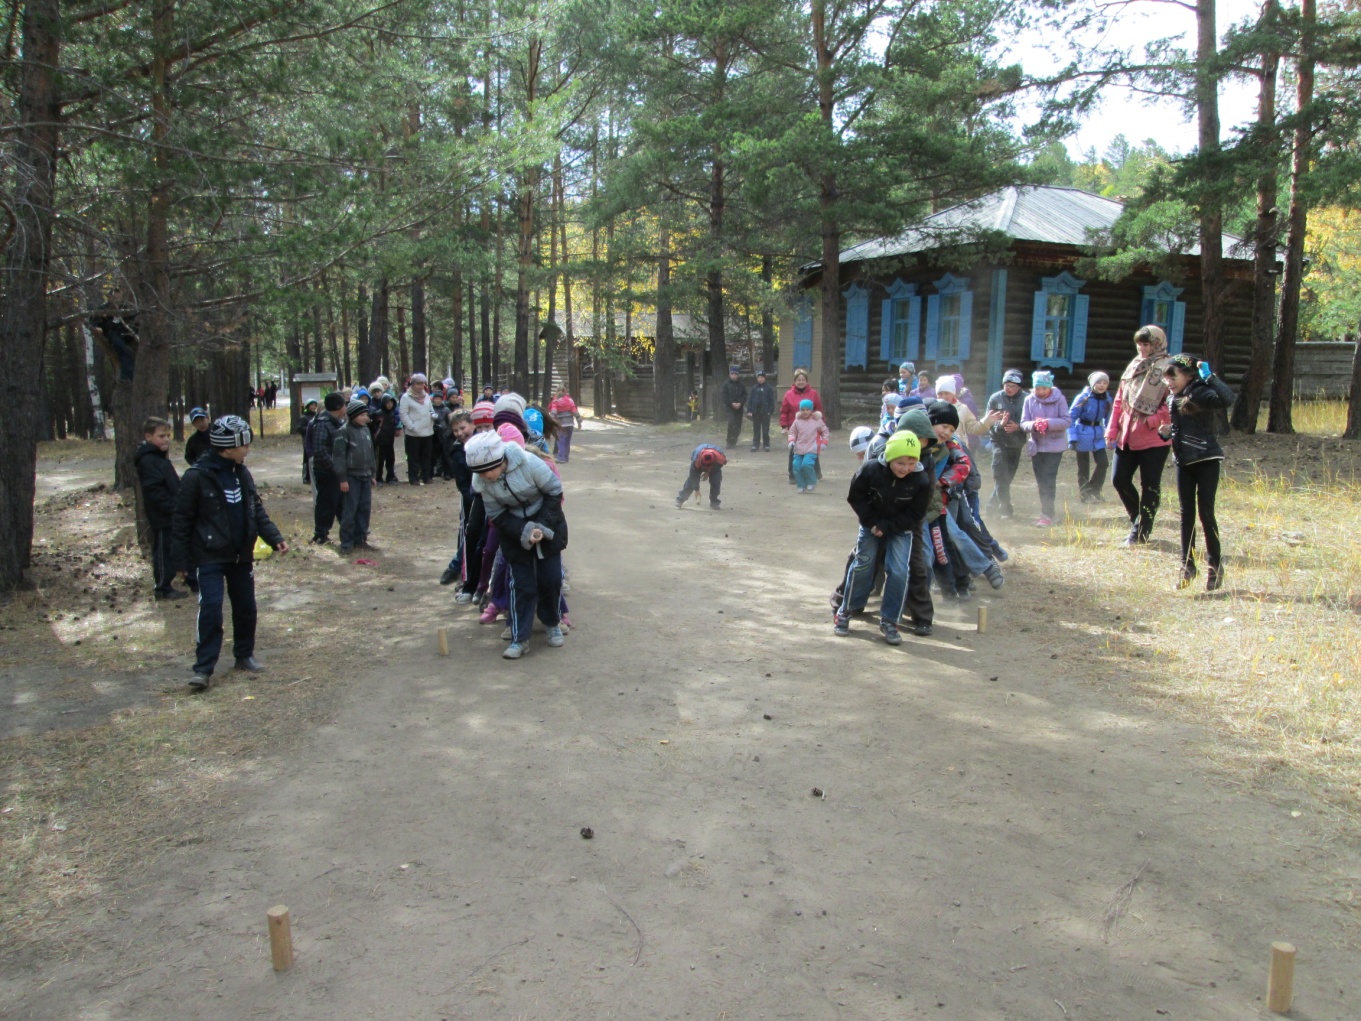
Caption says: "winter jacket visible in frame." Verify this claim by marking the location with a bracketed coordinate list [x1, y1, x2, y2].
[847, 459, 934, 537]
[1106, 382, 1171, 451]
[986, 388, 1028, 449]
[309, 412, 345, 475]
[1168, 374, 1235, 466]
[399, 390, 435, 437]
[334, 420, 377, 478]
[549, 394, 581, 428]
[296, 410, 317, 443]
[719, 378, 747, 411]
[184, 428, 211, 469]
[472, 444, 567, 564]
[374, 397, 400, 445]
[451, 441, 473, 498]
[1066, 388, 1114, 452]
[746, 382, 776, 417]
[170, 452, 283, 568]
[779, 384, 822, 428]
[787, 415, 829, 455]
[135, 441, 181, 531]
[689, 443, 728, 468]
[1021, 389, 1072, 455]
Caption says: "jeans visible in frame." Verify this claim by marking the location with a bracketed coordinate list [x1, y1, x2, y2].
[989, 445, 1023, 514]
[555, 426, 574, 462]
[750, 414, 771, 450]
[725, 409, 743, 448]
[839, 526, 915, 626]
[1031, 451, 1064, 519]
[1112, 445, 1170, 538]
[942, 506, 994, 574]
[792, 452, 818, 489]
[1075, 447, 1109, 499]
[678, 465, 722, 507]
[1177, 458, 1222, 568]
[405, 433, 435, 483]
[340, 476, 372, 548]
[194, 562, 256, 675]
[312, 466, 343, 540]
[506, 551, 563, 643]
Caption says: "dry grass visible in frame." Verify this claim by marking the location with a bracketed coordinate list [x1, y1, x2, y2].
[1047, 417, 1361, 813]
[1259, 398, 1350, 437]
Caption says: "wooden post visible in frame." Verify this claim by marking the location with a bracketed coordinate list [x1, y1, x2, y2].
[977, 606, 988, 634]
[1267, 941, 1296, 1013]
[437, 627, 450, 656]
[267, 905, 293, 971]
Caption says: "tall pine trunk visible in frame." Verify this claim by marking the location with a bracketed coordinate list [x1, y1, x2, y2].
[813, 0, 843, 429]
[1232, 12, 1280, 433]
[1197, 0, 1226, 371]
[1270, 0, 1314, 434]
[654, 223, 676, 423]
[411, 277, 427, 376]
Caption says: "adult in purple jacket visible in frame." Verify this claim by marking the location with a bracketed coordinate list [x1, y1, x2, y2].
[1020, 370, 1071, 527]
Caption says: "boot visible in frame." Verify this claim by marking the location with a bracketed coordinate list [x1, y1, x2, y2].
[1206, 559, 1224, 591]
[1122, 522, 1141, 547]
[1177, 557, 1197, 590]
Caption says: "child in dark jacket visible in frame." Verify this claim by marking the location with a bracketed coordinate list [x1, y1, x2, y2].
[1161, 355, 1236, 591]
[835, 430, 933, 645]
[374, 393, 401, 484]
[170, 415, 287, 691]
[135, 416, 195, 600]
[335, 399, 377, 553]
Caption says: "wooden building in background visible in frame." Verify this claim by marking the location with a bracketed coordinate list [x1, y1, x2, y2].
[781, 185, 1258, 403]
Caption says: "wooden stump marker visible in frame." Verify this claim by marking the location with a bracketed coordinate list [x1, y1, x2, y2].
[1267, 941, 1296, 1013]
[267, 905, 294, 972]
[977, 606, 988, 634]
[437, 627, 450, 656]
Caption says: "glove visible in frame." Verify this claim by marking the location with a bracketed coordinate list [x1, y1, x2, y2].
[1034, 418, 1049, 434]
[1198, 360, 1212, 380]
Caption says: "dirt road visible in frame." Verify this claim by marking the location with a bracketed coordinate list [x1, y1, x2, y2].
[5, 423, 1357, 1019]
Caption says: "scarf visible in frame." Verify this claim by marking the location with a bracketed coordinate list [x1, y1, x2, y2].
[1120, 325, 1172, 416]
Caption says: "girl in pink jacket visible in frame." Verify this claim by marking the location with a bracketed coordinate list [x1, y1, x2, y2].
[1107, 325, 1173, 545]
[788, 399, 830, 493]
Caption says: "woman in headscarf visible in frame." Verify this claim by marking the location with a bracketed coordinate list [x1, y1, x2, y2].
[1105, 324, 1173, 545]
[778, 368, 823, 485]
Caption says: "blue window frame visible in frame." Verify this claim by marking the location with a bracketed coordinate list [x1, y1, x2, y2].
[924, 273, 972, 368]
[1141, 282, 1187, 354]
[1030, 271, 1089, 371]
[879, 279, 920, 365]
[793, 296, 813, 370]
[843, 283, 870, 369]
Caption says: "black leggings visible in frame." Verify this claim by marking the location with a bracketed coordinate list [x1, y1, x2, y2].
[1111, 445, 1170, 536]
[1177, 459, 1221, 568]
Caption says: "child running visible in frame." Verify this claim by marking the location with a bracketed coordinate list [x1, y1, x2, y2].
[835, 431, 933, 646]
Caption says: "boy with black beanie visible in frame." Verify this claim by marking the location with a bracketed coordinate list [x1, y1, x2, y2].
[308, 393, 347, 544]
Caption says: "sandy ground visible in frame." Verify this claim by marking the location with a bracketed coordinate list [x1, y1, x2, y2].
[4, 422, 1360, 1020]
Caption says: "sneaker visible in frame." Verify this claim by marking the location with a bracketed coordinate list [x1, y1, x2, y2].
[1177, 560, 1197, 590]
[503, 642, 526, 660]
[546, 626, 565, 647]
[805, 485, 815, 493]
[500, 626, 512, 641]
[1035, 516, 1053, 528]
[833, 614, 850, 637]
[308, 535, 330, 546]
[992, 547, 1009, 563]
[339, 545, 353, 554]
[478, 604, 500, 624]
[984, 564, 1005, 590]
[710, 503, 721, 510]
[561, 614, 573, 629]
[453, 590, 474, 604]
[188, 672, 211, 692]
[912, 621, 934, 637]
[955, 587, 973, 602]
[440, 567, 459, 585]
[797, 487, 806, 494]
[1206, 561, 1224, 591]
[879, 621, 902, 645]
[675, 497, 685, 509]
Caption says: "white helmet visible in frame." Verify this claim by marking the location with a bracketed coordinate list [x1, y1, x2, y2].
[849, 426, 874, 454]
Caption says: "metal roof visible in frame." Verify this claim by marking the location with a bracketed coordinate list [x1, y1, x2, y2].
[830, 185, 1248, 266]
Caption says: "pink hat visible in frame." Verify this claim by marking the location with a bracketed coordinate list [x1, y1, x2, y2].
[497, 422, 526, 448]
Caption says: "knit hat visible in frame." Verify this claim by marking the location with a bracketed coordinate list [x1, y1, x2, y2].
[524, 407, 544, 434]
[324, 392, 345, 411]
[303, 400, 318, 411]
[849, 426, 874, 454]
[346, 398, 368, 420]
[756, 369, 767, 378]
[209, 414, 252, 448]
[410, 373, 428, 384]
[934, 375, 957, 395]
[927, 400, 959, 429]
[1002, 369, 1025, 386]
[897, 394, 923, 409]
[1088, 370, 1110, 388]
[497, 422, 526, 448]
[1032, 370, 1055, 388]
[443, 377, 455, 390]
[1166, 353, 1198, 374]
[355, 387, 369, 399]
[189, 406, 208, 422]
[464, 431, 506, 473]
[799, 398, 814, 411]
[884, 431, 921, 462]
[899, 361, 915, 374]
[729, 365, 740, 374]
[493, 392, 527, 420]
[470, 403, 494, 426]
